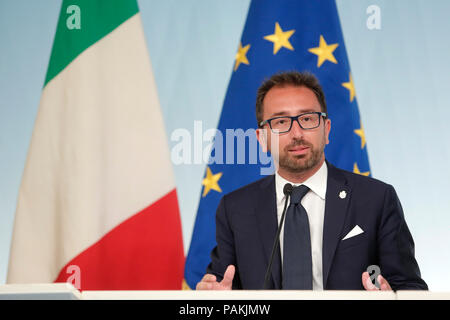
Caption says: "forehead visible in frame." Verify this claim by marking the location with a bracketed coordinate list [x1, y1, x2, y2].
[263, 85, 321, 116]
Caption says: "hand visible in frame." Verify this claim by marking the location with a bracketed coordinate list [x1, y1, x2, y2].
[362, 271, 392, 291]
[196, 265, 235, 290]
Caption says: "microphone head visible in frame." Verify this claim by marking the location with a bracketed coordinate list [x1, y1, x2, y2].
[283, 183, 293, 196]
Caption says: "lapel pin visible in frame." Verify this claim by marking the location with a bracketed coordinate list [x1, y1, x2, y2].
[339, 191, 347, 199]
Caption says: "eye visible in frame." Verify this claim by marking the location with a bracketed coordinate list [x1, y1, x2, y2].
[273, 118, 287, 125]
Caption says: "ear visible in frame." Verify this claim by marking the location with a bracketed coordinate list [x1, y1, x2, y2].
[325, 118, 331, 145]
[256, 127, 268, 152]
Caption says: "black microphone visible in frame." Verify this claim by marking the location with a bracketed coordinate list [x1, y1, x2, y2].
[263, 183, 293, 289]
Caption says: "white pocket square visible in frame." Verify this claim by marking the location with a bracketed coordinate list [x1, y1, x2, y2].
[342, 225, 364, 240]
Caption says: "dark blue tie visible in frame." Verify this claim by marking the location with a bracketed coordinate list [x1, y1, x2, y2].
[282, 185, 313, 289]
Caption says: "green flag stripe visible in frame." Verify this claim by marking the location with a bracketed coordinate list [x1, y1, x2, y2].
[44, 0, 139, 86]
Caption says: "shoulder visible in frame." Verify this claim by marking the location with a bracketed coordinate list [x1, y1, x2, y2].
[328, 162, 395, 195]
[327, 163, 403, 217]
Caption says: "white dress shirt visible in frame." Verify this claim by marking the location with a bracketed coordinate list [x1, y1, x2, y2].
[275, 161, 328, 290]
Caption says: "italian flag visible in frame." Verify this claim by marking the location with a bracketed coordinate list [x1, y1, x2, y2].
[7, 0, 185, 290]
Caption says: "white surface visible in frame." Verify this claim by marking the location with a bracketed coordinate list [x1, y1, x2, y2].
[1, 283, 449, 300]
[0, 283, 81, 300]
[81, 289, 396, 300]
[396, 290, 450, 300]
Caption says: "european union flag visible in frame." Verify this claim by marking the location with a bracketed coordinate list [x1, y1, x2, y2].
[184, 0, 370, 289]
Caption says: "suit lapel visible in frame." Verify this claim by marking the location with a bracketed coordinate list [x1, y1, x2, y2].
[322, 162, 351, 288]
[254, 175, 281, 289]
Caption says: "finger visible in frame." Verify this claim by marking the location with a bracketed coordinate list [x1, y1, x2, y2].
[196, 281, 214, 290]
[366, 276, 379, 290]
[361, 271, 369, 284]
[361, 272, 372, 290]
[197, 280, 222, 290]
[378, 275, 392, 291]
[362, 272, 378, 291]
[201, 274, 217, 282]
[219, 265, 235, 289]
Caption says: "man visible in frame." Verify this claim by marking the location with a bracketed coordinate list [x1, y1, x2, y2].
[196, 71, 427, 291]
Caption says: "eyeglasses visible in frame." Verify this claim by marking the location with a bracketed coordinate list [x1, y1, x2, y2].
[259, 112, 327, 134]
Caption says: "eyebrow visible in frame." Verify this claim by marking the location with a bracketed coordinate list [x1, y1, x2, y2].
[269, 109, 319, 118]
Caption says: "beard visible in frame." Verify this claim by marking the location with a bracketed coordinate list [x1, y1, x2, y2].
[278, 137, 325, 174]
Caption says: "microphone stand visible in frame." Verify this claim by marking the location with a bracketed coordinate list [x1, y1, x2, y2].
[263, 183, 293, 289]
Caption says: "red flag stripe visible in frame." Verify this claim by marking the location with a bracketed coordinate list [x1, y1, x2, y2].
[54, 189, 184, 290]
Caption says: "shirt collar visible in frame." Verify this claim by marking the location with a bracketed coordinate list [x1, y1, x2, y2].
[275, 161, 328, 205]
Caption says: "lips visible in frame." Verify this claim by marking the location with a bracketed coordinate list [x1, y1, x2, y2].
[288, 145, 309, 155]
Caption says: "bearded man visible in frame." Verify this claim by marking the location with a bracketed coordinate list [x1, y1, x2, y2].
[196, 71, 427, 291]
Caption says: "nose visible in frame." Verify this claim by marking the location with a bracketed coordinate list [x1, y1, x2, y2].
[289, 118, 304, 137]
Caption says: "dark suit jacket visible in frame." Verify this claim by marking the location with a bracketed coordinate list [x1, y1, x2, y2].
[206, 162, 428, 290]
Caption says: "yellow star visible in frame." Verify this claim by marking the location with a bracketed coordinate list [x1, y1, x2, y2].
[308, 35, 339, 68]
[202, 167, 223, 197]
[354, 121, 366, 149]
[353, 163, 370, 176]
[263, 22, 295, 55]
[342, 73, 356, 102]
[234, 42, 250, 71]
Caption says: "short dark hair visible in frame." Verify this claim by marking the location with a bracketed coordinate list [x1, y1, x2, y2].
[256, 71, 327, 126]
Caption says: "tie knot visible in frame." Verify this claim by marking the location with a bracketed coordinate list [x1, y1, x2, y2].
[290, 185, 310, 205]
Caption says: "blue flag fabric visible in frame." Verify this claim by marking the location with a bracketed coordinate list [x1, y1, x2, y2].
[184, 0, 370, 289]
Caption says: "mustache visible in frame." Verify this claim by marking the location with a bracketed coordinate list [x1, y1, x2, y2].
[284, 138, 313, 150]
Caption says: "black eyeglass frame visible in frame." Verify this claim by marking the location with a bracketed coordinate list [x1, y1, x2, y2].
[259, 112, 327, 133]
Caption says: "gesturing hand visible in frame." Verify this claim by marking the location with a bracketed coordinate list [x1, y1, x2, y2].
[362, 271, 392, 291]
[196, 265, 235, 290]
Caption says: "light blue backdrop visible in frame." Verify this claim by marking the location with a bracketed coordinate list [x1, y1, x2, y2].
[0, 0, 449, 290]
